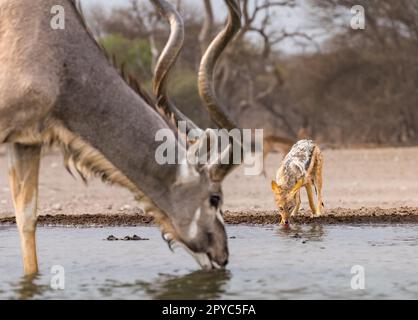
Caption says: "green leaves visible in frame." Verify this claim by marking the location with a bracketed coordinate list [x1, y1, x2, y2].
[100, 34, 153, 77]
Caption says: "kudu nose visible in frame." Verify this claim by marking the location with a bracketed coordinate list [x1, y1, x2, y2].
[219, 256, 229, 267]
[210, 250, 229, 268]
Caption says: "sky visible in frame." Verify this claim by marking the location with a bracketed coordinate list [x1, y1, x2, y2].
[80, 0, 321, 54]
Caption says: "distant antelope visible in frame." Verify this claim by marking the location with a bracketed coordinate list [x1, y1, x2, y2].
[271, 140, 324, 225]
[0, 0, 243, 274]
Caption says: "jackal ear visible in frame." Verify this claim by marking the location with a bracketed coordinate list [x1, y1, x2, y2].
[271, 180, 281, 192]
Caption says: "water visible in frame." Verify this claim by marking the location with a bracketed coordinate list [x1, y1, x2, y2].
[1, 224, 417, 299]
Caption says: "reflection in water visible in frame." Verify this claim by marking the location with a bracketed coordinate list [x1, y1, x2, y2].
[142, 269, 231, 300]
[103, 269, 232, 300]
[11, 274, 50, 300]
[276, 223, 325, 241]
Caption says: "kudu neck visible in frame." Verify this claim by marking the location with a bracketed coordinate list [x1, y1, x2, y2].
[51, 0, 187, 214]
[55, 60, 183, 214]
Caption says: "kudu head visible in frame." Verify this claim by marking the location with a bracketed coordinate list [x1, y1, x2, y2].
[149, 0, 242, 269]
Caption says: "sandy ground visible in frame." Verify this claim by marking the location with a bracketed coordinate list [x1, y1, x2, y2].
[1, 146, 418, 222]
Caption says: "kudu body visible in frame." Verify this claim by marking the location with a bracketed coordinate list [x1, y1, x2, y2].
[0, 0, 242, 274]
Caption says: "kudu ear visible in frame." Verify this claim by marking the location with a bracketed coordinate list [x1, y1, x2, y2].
[186, 128, 218, 171]
[208, 144, 233, 181]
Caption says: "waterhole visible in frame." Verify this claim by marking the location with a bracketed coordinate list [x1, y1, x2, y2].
[0, 224, 417, 299]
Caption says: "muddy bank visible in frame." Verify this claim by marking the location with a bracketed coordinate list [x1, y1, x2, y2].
[224, 207, 418, 224]
[1, 207, 418, 226]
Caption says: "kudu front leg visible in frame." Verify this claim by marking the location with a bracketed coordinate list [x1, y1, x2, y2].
[8, 143, 42, 275]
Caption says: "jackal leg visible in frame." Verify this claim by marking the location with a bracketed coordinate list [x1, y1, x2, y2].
[290, 190, 301, 217]
[8, 143, 42, 275]
[305, 183, 317, 217]
[313, 151, 324, 216]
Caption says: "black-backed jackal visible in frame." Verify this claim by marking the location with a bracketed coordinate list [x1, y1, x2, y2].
[271, 140, 324, 225]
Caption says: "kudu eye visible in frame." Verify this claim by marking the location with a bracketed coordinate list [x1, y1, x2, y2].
[209, 195, 221, 208]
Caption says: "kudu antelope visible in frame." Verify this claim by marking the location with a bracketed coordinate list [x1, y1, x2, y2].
[0, 0, 243, 274]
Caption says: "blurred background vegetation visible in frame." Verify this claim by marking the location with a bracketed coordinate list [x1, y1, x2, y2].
[87, 0, 418, 147]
